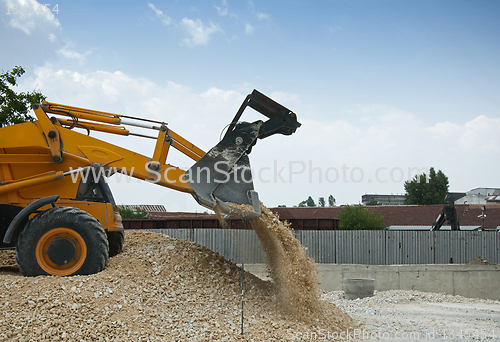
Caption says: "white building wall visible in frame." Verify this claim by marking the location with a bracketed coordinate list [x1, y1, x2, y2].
[455, 194, 487, 205]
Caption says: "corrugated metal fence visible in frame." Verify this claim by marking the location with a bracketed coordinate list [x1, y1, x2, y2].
[140, 229, 500, 265]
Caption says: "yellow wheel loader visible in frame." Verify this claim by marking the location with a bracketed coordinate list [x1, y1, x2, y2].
[0, 90, 300, 276]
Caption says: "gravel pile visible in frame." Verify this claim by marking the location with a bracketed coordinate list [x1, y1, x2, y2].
[467, 256, 496, 265]
[0, 249, 16, 267]
[0, 231, 352, 341]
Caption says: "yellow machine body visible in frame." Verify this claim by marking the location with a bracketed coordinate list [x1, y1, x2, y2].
[0, 90, 300, 276]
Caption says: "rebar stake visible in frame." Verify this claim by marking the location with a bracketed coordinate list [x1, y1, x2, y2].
[241, 262, 244, 335]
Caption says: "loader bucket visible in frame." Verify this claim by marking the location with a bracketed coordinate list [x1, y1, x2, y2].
[185, 121, 263, 219]
[184, 90, 300, 219]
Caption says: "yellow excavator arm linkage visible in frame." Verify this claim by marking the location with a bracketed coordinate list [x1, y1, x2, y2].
[0, 89, 301, 278]
[1, 101, 205, 195]
[0, 90, 300, 219]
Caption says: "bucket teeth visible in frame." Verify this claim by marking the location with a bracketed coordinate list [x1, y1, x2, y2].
[215, 191, 261, 220]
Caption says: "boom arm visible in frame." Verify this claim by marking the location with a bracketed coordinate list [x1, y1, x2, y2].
[430, 193, 466, 231]
[0, 101, 205, 195]
[0, 90, 300, 219]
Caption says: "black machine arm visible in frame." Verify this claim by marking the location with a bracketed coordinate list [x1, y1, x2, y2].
[224, 89, 301, 140]
[431, 193, 466, 231]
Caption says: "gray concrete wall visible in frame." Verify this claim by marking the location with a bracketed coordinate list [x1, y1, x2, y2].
[244, 264, 500, 301]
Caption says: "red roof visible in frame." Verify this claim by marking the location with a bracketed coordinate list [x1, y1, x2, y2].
[135, 204, 500, 229]
[147, 211, 213, 219]
[271, 205, 499, 228]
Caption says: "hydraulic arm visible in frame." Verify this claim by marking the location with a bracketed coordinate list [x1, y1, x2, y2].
[0, 89, 300, 277]
[0, 90, 300, 219]
[431, 193, 466, 231]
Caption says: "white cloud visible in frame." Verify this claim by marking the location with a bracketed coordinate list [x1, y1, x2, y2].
[427, 115, 500, 155]
[20, 66, 252, 210]
[147, 3, 229, 46]
[26, 66, 244, 138]
[355, 103, 421, 126]
[57, 42, 92, 64]
[256, 12, 271, 21]
[19, 66, 500, 208]
[245, 22, 255, 35]
[48, 33, 57, 42]
[428, 121, 461, 138]
[147, 2, 172, 26]
[257, 102, 500, 205]
[201, 87, 241, 104]
[227, 34, 239, 42]
[269, 91, 299, 105]
[215, 0, 237, 18]
[456, 115, 500, 153]
[4, 0, 60, 35]
[180, 18, 223, 46]
[215, 0, 228, 16]
[328, 26, 343, 33]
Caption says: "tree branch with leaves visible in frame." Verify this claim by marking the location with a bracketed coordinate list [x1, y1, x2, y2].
[0, 66, 46, 126]
[338, 205, 386, 230]
[117, 206, 150, 219]
[404, 167, 449, 205]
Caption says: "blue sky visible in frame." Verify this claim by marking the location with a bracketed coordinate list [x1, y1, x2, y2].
[1, 0, 499, 211]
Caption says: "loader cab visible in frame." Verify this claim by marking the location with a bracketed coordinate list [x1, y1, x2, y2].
[75, 169, 119, 214]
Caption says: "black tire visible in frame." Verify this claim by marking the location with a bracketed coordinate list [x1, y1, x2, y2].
[16, 206, 109, 276]
[107, 230, 124, 257]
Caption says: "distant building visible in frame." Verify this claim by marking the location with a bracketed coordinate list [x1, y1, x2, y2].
[121, 205, 500, 231]
[454, 187, 500, 205]
[486, 189, 500, 204]
[120, 204, 167, 212]
[362, 194, 405, 206]
[119, 204, 168, 217]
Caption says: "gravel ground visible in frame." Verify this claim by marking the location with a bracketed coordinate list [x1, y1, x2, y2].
[1, 230, 499, 341]
[322, 290, 500, 341]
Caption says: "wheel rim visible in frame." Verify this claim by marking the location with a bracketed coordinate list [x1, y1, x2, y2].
[35, 228, 87, 276]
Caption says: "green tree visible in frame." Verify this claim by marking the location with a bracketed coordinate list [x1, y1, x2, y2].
[365, 199, 382, 206]
[0, 66, 46, 126]
[328, 195, 336, 207]
[306, 196, 316, 207]
[277, 204, 287, 207]
[404, 167, 449, 205]
[318, 197, 325, 207]
[298, 196, 316, 207]
[337, 205, 386, 230]
[118, 206, 150, 219]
